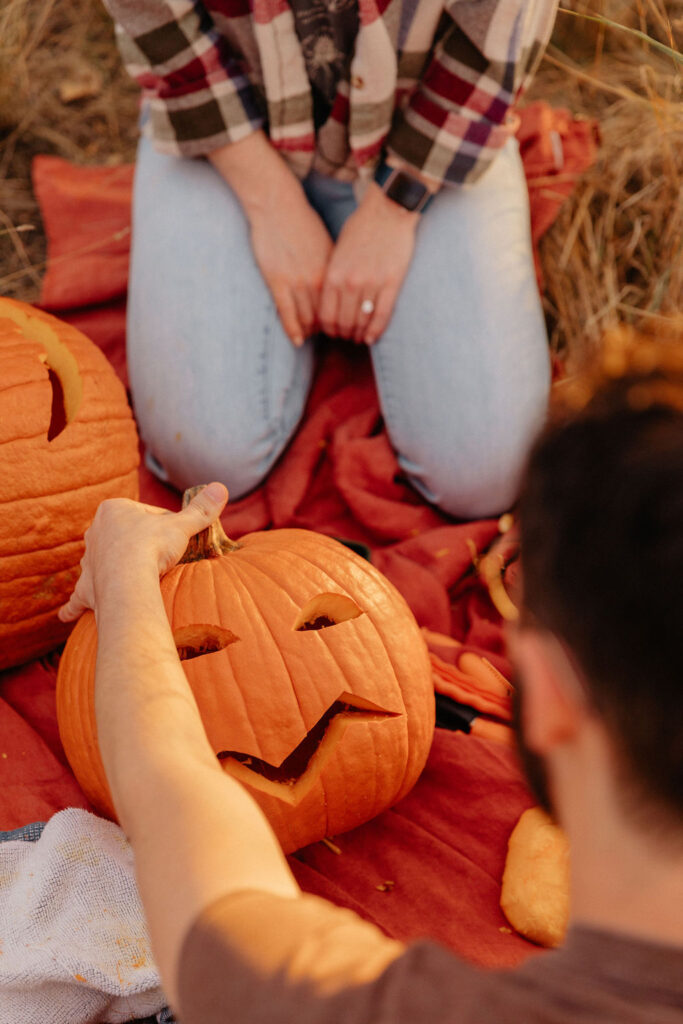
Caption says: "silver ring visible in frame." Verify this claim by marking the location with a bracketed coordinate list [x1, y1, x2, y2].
[360, 299, 375, 316]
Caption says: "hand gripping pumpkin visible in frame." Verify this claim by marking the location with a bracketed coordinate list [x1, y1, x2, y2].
[57, 493, 435, 853]
[0, 298, 139, 669]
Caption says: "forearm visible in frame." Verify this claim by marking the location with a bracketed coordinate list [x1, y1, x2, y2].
[93, 569, 299, 1006]
[208, 131, 306, 219]
[94, 568, 212, 787]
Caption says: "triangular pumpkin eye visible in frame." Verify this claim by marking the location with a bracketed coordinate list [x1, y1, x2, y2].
[294, 593, 362, 631]
[173, 625, 240, 661]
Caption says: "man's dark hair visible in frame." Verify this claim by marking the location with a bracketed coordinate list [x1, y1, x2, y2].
[518, 341, 683, 828]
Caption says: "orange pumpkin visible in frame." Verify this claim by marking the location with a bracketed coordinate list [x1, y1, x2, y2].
[56, 503, 435, 853]
[0, 298, 139, 669]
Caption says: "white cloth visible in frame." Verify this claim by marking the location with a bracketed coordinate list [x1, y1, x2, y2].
[0, 808, 167, 1024]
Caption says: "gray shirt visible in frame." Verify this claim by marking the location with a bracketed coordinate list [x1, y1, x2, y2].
[178, 890, 683, 1022]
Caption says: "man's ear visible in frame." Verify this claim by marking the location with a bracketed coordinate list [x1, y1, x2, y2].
[509, 629, 588, 755]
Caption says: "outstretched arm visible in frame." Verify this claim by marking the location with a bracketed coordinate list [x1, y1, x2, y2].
[59, 485, 300, 1007]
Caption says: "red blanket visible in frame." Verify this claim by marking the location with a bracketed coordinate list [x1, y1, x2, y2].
[0, 103, 596, 968]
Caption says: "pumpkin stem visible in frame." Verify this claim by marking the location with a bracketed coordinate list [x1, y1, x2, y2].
[179, 485, 241, 563]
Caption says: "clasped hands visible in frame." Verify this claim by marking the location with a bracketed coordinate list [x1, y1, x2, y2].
[248, 179, 419, 347]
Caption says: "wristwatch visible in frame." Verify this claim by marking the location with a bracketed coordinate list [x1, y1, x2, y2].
[374, 161, 435, 213]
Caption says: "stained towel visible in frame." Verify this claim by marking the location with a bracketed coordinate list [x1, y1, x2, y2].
[0, 809, 164, 1023]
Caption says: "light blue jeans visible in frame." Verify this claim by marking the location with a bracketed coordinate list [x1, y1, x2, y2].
[128, 137, 550, 518]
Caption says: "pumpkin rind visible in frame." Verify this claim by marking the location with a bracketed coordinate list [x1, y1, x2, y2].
[0, 298, 139, 669]
[56, 529, 435, 853]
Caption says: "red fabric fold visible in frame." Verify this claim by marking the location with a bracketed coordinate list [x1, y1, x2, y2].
[34, 161, 134, 313]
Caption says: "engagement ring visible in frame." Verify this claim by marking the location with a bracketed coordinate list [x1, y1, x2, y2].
[361, 299, 375, 315]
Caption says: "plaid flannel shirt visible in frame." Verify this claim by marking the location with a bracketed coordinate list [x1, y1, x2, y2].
[105, 0, 558, 187]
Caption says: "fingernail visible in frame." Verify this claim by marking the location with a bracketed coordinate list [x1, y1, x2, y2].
[203, 482, 226, 501]
[292, 336, 303, 347]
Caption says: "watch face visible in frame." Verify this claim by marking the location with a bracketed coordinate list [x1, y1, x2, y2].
[385, 171, 429, 211]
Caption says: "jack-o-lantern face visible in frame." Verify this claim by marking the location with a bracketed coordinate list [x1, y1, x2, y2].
[172, 602, 401, 808]
[57, 507, 435, 853]
[0, 298, 139, 669]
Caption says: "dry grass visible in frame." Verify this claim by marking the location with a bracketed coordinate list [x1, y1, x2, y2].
[0, 0, 681, 360]
[528, 0, 682, 362]
[0, 0, 139, 301]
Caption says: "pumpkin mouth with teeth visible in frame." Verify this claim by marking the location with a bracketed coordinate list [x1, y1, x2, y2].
[57, 488, 435, 853]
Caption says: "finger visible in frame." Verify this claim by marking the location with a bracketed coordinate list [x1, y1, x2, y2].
[353, 297, 377, 343]
[318, 279, 340, 338]
[309, 279, 324, 334]
[364, 285, 397, 345]
[176, 482, 229, 539]
[58, 587, 91, 623]
[293, 285, 316, 340]
[272, 283, 304, 347]
[337, 284, 361, 340]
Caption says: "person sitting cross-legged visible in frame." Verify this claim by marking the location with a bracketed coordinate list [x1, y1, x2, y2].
[59, 348, 683, 1023]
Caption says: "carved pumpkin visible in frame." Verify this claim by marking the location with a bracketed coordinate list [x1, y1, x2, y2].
[56, 497, 435, 853]
[0, 298, 139, 669]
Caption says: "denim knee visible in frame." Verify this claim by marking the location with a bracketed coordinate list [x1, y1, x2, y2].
[398, 447, 524, 520]
[395, 400, 549, 519]
[142, 405, 302, 500]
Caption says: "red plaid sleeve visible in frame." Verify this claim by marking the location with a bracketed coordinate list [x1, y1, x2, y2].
[104, 0, 265, 156]
[386, 0, 559, 187]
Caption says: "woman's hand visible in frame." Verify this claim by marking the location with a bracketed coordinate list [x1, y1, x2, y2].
[209, 133, 333, 347]
[319, 182, 420, 344]
[58, 483, 229, 623]
[248, 197, 333, 346]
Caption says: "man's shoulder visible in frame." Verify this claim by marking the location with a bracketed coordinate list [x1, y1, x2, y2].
[374, 925, 683, 1023]
[178, 892, 683, 1024]
[467, 926, 683, 1023]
